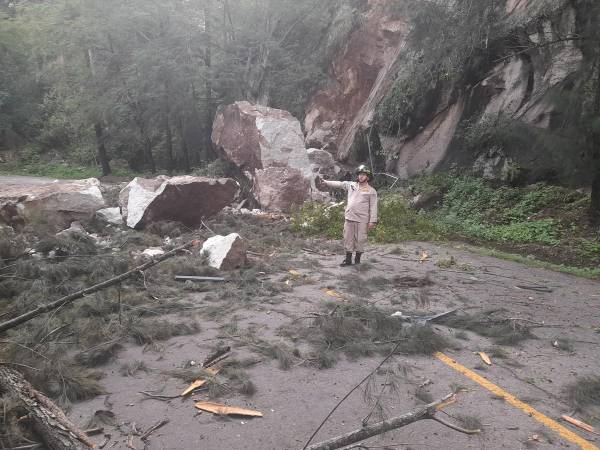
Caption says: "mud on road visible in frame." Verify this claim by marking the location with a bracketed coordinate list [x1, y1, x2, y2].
[65, 237, 600, 450]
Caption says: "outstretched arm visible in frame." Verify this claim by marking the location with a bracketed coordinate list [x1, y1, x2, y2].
[315, 176, 349, 190]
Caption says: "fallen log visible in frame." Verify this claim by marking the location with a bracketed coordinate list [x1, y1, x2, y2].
[0, 366, 94, 450]
[0, 240, 201, 334]
[306, 394, 464, 450]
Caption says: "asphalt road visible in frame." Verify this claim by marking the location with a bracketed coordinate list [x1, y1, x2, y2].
[0, 175, 61, 190]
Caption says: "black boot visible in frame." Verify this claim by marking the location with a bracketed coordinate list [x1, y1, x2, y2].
[354, 252, 362, 264]
[340, 252, 353, 266]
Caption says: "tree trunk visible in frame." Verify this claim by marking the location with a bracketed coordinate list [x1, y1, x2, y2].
[132, 102, 156, 174]
[163, 82, 174, 174]
[94, 122, 111, 176]
[144, 137, 156, 173]
[222, 0, 235, 43]
[589, 59, 600, 225]
[165, 114, 174, 174]
[86, 48, 111, 176]
[178, 116, 191, 172]
[0, 367, 94, 450]
[190, 81, 203, 164]
[203, 0, 215, 161]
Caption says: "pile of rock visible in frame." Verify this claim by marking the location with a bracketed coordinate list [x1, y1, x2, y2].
[212, 101, 339, 212]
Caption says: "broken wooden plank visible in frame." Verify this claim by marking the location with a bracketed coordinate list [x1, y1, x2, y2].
[325, 289, 343, 299]
[181, 368, 219, 397]
[194, 402, 263, 417]
[561, 415, 599, 435]
[181, 379, 207, 397]
[478, 352, 492, 366]
[174, 275, 226, 282]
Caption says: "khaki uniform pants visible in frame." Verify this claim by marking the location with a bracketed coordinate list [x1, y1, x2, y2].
[343, 220, 368, 252]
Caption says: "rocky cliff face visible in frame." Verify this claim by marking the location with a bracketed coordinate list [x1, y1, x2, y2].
[305, 0, 594, 185]
[304, 0, 411, 160]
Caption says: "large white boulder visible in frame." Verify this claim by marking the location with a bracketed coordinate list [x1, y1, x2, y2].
[118, 175, 239, 229]
[212, 101, 312, 175]
[201, 233, 248, 270]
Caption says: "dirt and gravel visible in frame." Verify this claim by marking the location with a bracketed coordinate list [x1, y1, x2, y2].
[63, 238, 600, 450]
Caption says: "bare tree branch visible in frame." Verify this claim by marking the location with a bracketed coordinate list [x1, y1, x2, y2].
[0, 241, 201, 335]
[306, 394, 456, 450]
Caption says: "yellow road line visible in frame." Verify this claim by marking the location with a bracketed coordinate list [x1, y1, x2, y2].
[435, 352, 599, 450]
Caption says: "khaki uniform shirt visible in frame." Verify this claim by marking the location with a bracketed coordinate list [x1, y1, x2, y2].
[323, 181, 378, 224]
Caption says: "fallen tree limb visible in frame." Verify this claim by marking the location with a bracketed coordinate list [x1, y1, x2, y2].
[139, 391, 182, 401]
[303, 342, 402, 449]
[0, 241, 200, 335]
[305, 394, 455, 450]
[393, 308, 458, 325]
[140, 419, 169, 440]
[0, 366, 94, 450]
[515, 284, 553, 293]
[202, 346, 231, 368]
[432, 416, 481, 435]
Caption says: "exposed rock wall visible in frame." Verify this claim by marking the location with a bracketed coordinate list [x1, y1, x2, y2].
[306, 0, 593, 185]
[304, 0, 411, 161]
[388, 100, 466, 179]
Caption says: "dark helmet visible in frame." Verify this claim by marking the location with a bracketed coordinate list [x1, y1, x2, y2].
[355, 164, 373, 180]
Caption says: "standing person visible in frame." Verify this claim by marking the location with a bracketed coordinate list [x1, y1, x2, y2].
[316, 165, 378, 266]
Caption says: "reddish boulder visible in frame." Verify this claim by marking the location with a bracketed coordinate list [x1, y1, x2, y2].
[119, 176, 239, 229]
[212, 101, 318, 211]
[253, 167, 310, 212]
[212, 101, 311, 174]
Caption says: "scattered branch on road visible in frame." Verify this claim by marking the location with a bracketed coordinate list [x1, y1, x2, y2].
[0, 241, 201, 334]
[305, 393, 480, 450]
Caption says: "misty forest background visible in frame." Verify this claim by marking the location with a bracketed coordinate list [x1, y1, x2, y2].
[0, 0, 344, 175]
